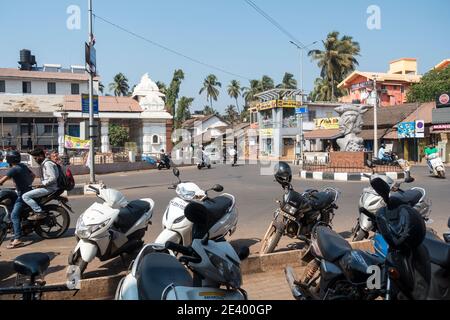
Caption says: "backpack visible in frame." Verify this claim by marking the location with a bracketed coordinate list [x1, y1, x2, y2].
[46, 160, 75, 191]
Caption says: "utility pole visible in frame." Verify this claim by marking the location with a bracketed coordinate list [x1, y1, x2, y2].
[88, 0, 96, 183]
[372, 75, 379, 158]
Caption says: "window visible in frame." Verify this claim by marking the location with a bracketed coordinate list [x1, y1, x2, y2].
[152, 135, 160, 144]
[22, 81, 31, 94]
[71, 83, 80, 95]
[308, 110, 317, 122]
[47, 82, 56, 94]
[0, 80, 5, 93]
[43, 125, 56, 134]
[401, 86, 405, 93]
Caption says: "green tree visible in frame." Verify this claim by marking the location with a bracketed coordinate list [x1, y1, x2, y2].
[260, 75, 275, 91]
[203, 105, 219, 116]
[156, 81, 167, 96]
[308, 31, 360, 101]
[407, 66, 450, 103]
[309, 78, 333, 102]
[242, 79, 261, 105]
[277, 72, 297, 89]
[199, 74, 221, 109]
[166, 69, 185, 116]
[224, 105, 239, 124]
[109, 73, 130, 96]
[176, 96, 194, 128]
[227, 80, 241, 113]
[109, 124, 129, 147]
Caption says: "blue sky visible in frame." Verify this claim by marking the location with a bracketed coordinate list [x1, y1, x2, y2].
[1, 0, 449, 113]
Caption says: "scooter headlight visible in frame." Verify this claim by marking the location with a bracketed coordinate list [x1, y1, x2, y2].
[176, 185, 196, 201]
[76, 215, 110, 239]
[205, 250, 242, 289]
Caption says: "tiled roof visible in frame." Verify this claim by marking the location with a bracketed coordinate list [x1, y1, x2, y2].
[0, 68, 99, 81]
[338, 71, 421, 88]
[362, 103, 420, 127]
[304, 129, 341, 140]
[63, 95, 142, 112]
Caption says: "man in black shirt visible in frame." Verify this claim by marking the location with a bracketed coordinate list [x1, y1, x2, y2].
[0, 150, 35, 248]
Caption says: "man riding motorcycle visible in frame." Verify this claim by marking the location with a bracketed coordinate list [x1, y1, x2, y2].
[424, 144, 439, 173]
[0, 150, 35, 248]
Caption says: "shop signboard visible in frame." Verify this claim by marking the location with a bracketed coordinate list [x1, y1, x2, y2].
[65, 135, 91, 149]
[260, 128, 273, 136]
[397, 122, 415, 138]
[315, 117, 339, 130]
[437, 93, 450, 108]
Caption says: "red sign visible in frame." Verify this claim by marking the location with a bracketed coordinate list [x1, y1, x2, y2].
[432, 124, 450, 131]
[437, 93, 450, 108]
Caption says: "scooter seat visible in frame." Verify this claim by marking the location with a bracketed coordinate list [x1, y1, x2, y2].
[309, 192, 335, 211]
[316, 226, 352, 262]
[423, 236, 450, 268]
[136, 252, 192, 300]
[115, 200, 150, 233]
[13, 253, 50, 277]
[185, 196, 233, 239]
[390, 190, 423, 207]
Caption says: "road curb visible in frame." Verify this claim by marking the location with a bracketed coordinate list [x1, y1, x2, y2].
[0, 240, 374, 300]
[300, 170, 405, 181]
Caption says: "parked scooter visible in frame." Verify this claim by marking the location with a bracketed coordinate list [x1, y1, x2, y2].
[0, 187, 73, 240]
[67, 185, 154, 276]
[260, 162, 339, 254]
[352, 174, 431, 241]
[427, 152, 446, 179]
[155, 168, 238, 246]
[116, 198, 249, 300]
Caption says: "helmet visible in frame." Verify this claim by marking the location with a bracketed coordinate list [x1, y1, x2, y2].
[6, 151, 21, 165]
[274, 162, 292, 186]
[376, 205, 426, 251]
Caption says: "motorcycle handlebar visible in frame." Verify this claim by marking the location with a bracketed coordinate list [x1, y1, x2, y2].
[88, 185, 100, 194]
[165, 241, 193, 256]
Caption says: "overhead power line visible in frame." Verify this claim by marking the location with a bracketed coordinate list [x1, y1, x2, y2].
[93, 14, 251, 81]
[243, 0, 307, 49]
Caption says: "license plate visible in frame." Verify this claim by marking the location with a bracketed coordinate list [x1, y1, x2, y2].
[281, 211, 296, 221]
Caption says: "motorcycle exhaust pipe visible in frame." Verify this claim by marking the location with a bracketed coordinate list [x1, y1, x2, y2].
[284, 266, 303, 300]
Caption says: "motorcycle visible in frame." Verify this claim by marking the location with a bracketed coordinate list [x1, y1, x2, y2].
[155, 168, 238, 247]
[67, 185, 154, 276]
[427, 152, 446, 179]
[157, 154, 171, 170]
[196, 151, 211, 170]
[116, 197, 249, 300]
[0, 188, 73, 240]
[286, 177, 438, 301]
[352, 174, 431, 241]
[260, 167, 339, 254]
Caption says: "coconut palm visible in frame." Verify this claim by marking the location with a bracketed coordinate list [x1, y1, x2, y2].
[309, 78, 333, 102]
[277, 72, 297, 89]
[242, 79, 261, 105]
[227, 80, 241, 114]
[224, 105, 239, 124]
[199, 74, 222, 109]
[308, 31, 360, 101]
[109, 73, 130, 96]
[203, 105, 219, 116]
[260, 75, 275, 91]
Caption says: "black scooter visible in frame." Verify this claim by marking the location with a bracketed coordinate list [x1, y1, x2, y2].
[157, 155, 171, 170]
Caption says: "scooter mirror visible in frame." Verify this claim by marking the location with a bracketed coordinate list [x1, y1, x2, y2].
[370, 177, 391, 206]
[212, 184, 224, 192]
[173, 168, 180, 177]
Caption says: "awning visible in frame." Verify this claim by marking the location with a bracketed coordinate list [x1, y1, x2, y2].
[304, 129, 341, 140]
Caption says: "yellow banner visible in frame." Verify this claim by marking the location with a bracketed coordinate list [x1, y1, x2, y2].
[64, 135, 91, 149]
[256, 100, 277, 111]
[256, 100, 301, 111]
[315, 117, 339, 130]
[260, 129, 273, 136]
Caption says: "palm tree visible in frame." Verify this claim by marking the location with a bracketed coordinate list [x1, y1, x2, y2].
[176, 97, 194, 128]
[309, 78, 333, 102]
[242, 79, 261, 105]
[166, 69, 185, 116]
[308, 31, 360, 101]
[277, 73, 297, 89]
[199, 74, 221, 109]
[227, 80, 241, 114]
[156, 81, 167, 96]
[203, 105, 219, 116]
[224, 105, 239, 124]
[109, 73, 130, 96]
[260, 75, 275, 91]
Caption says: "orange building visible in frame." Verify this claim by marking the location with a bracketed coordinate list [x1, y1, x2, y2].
[338, 58, 422, 107]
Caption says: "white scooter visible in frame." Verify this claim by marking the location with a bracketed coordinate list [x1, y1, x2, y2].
[352, 174, 431, 241]
[155, 168, 238, 246]
[196, 151, 211, 170]
[115, 200, 249, 300]
[67, 185, 154, 276]
[427, 152, 446, 179]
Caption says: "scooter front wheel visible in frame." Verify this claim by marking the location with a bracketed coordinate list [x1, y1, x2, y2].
[68, 250, 88, 276]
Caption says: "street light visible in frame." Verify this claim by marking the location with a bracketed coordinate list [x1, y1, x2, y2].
[289, 40, 319, 165]
[372, 74, 379, 158]
[61, 112, 69, 166]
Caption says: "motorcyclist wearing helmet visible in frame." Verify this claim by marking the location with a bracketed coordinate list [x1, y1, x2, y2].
[274, 161, 292, 189]
[0, 150, 35, 248]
